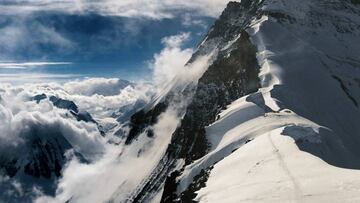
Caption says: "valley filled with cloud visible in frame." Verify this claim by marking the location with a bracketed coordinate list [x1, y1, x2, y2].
[0, 29, 213, 201]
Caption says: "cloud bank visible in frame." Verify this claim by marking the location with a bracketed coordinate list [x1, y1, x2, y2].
[63, 78, 131, 96]
[0, 0, 230, 19]
[0, 84, 105, 156]
[0, 28, 216, 202]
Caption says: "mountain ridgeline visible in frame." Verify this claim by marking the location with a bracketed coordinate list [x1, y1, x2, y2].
[124, 1, 264, 202]
[1, 0, 360, 202]
[124, 0, 360, 202]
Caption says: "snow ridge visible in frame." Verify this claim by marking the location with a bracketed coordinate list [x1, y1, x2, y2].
[173, 0, 360, 202]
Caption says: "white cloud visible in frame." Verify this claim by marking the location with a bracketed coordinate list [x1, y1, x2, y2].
[181, 13, 208, 29]
[1, 77, 153, 120]
[0, 0, 231, 19]
[63, 78, 130, 96]
[149, 32, 215, 106]
[62, 79, 153, 117]
[0, 17, 74, 60]
[32, 37, 215, 201]
[0, 26, 217, 201]
[151, 32, 194, 88]
[0, 78, 155, 202]
[0, 84, 106, 159]
[161, 32, 191, 48]
[34, 97, 183, 203]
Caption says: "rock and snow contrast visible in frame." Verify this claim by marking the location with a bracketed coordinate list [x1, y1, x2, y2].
[1, 0, 360, 202]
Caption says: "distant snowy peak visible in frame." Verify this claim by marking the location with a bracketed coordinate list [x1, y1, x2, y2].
[33, 94, 96, 122]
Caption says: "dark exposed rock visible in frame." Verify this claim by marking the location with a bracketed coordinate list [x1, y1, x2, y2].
[49, 96, 79, 113]
[161, 170, 182, 203]
[0, 159, 18, 178]
[33, 94, 104, 135]
[159, 2, 262, 202]
[122, 1, 263, 202]
[125, 101, 168, 145]
[114, 99, 147, 123]
[160, 34, 260, 200]
[71, 111, 96, 123]
[179, 166, 214, 203]
[332, 75, 358, 107]
[265, 11, 297, 24]
[0, 126, 72, 180]
[33, 93, 47, 103]
[169, 30, 260, 166]
[207, 1, 260, 41]
[0, 94, 101, 200]
[351, 0, 360, 5]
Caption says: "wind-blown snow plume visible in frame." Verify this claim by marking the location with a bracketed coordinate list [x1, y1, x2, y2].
[151, 32, 193, 87]
[30, 31, 214, 202]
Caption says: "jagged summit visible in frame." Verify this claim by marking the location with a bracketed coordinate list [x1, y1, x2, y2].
[207, 0, 259, 39]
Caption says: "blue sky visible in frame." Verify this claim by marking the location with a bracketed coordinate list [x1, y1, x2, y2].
[0, 0, 230, 83]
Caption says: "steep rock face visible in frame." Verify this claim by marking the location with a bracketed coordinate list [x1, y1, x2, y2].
[126, 0, 360, 202]
[169, 31, 260, 165]
[160, 2, 265, 202]
[125, 102, 168, 144]
[121, 1, 263, 202]
[22, 130, 72, 179]
[0, 124, 77, 200]
[180, 0, 360, 202]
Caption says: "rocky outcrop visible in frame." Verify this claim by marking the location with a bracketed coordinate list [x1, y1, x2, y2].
[168, 31, 260, 166]
[33, 94, 104, 135]
[122, 1, 263, 202]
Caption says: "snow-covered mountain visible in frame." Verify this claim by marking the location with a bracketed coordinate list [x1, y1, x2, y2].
[1, 0, 360, 202]
[117, 0, 360, 202]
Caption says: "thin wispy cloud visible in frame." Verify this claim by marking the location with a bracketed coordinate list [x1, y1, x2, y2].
[0, 62, 72, 69]
[0, 73, 80, 84]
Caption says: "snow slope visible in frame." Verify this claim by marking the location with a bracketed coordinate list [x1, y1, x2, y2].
[196, 127, 360, 203]
[175, 0, 360, 202]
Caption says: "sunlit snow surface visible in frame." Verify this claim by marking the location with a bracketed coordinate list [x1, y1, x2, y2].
[178, 0, 360, 202]
[197, 127, 360, 203]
